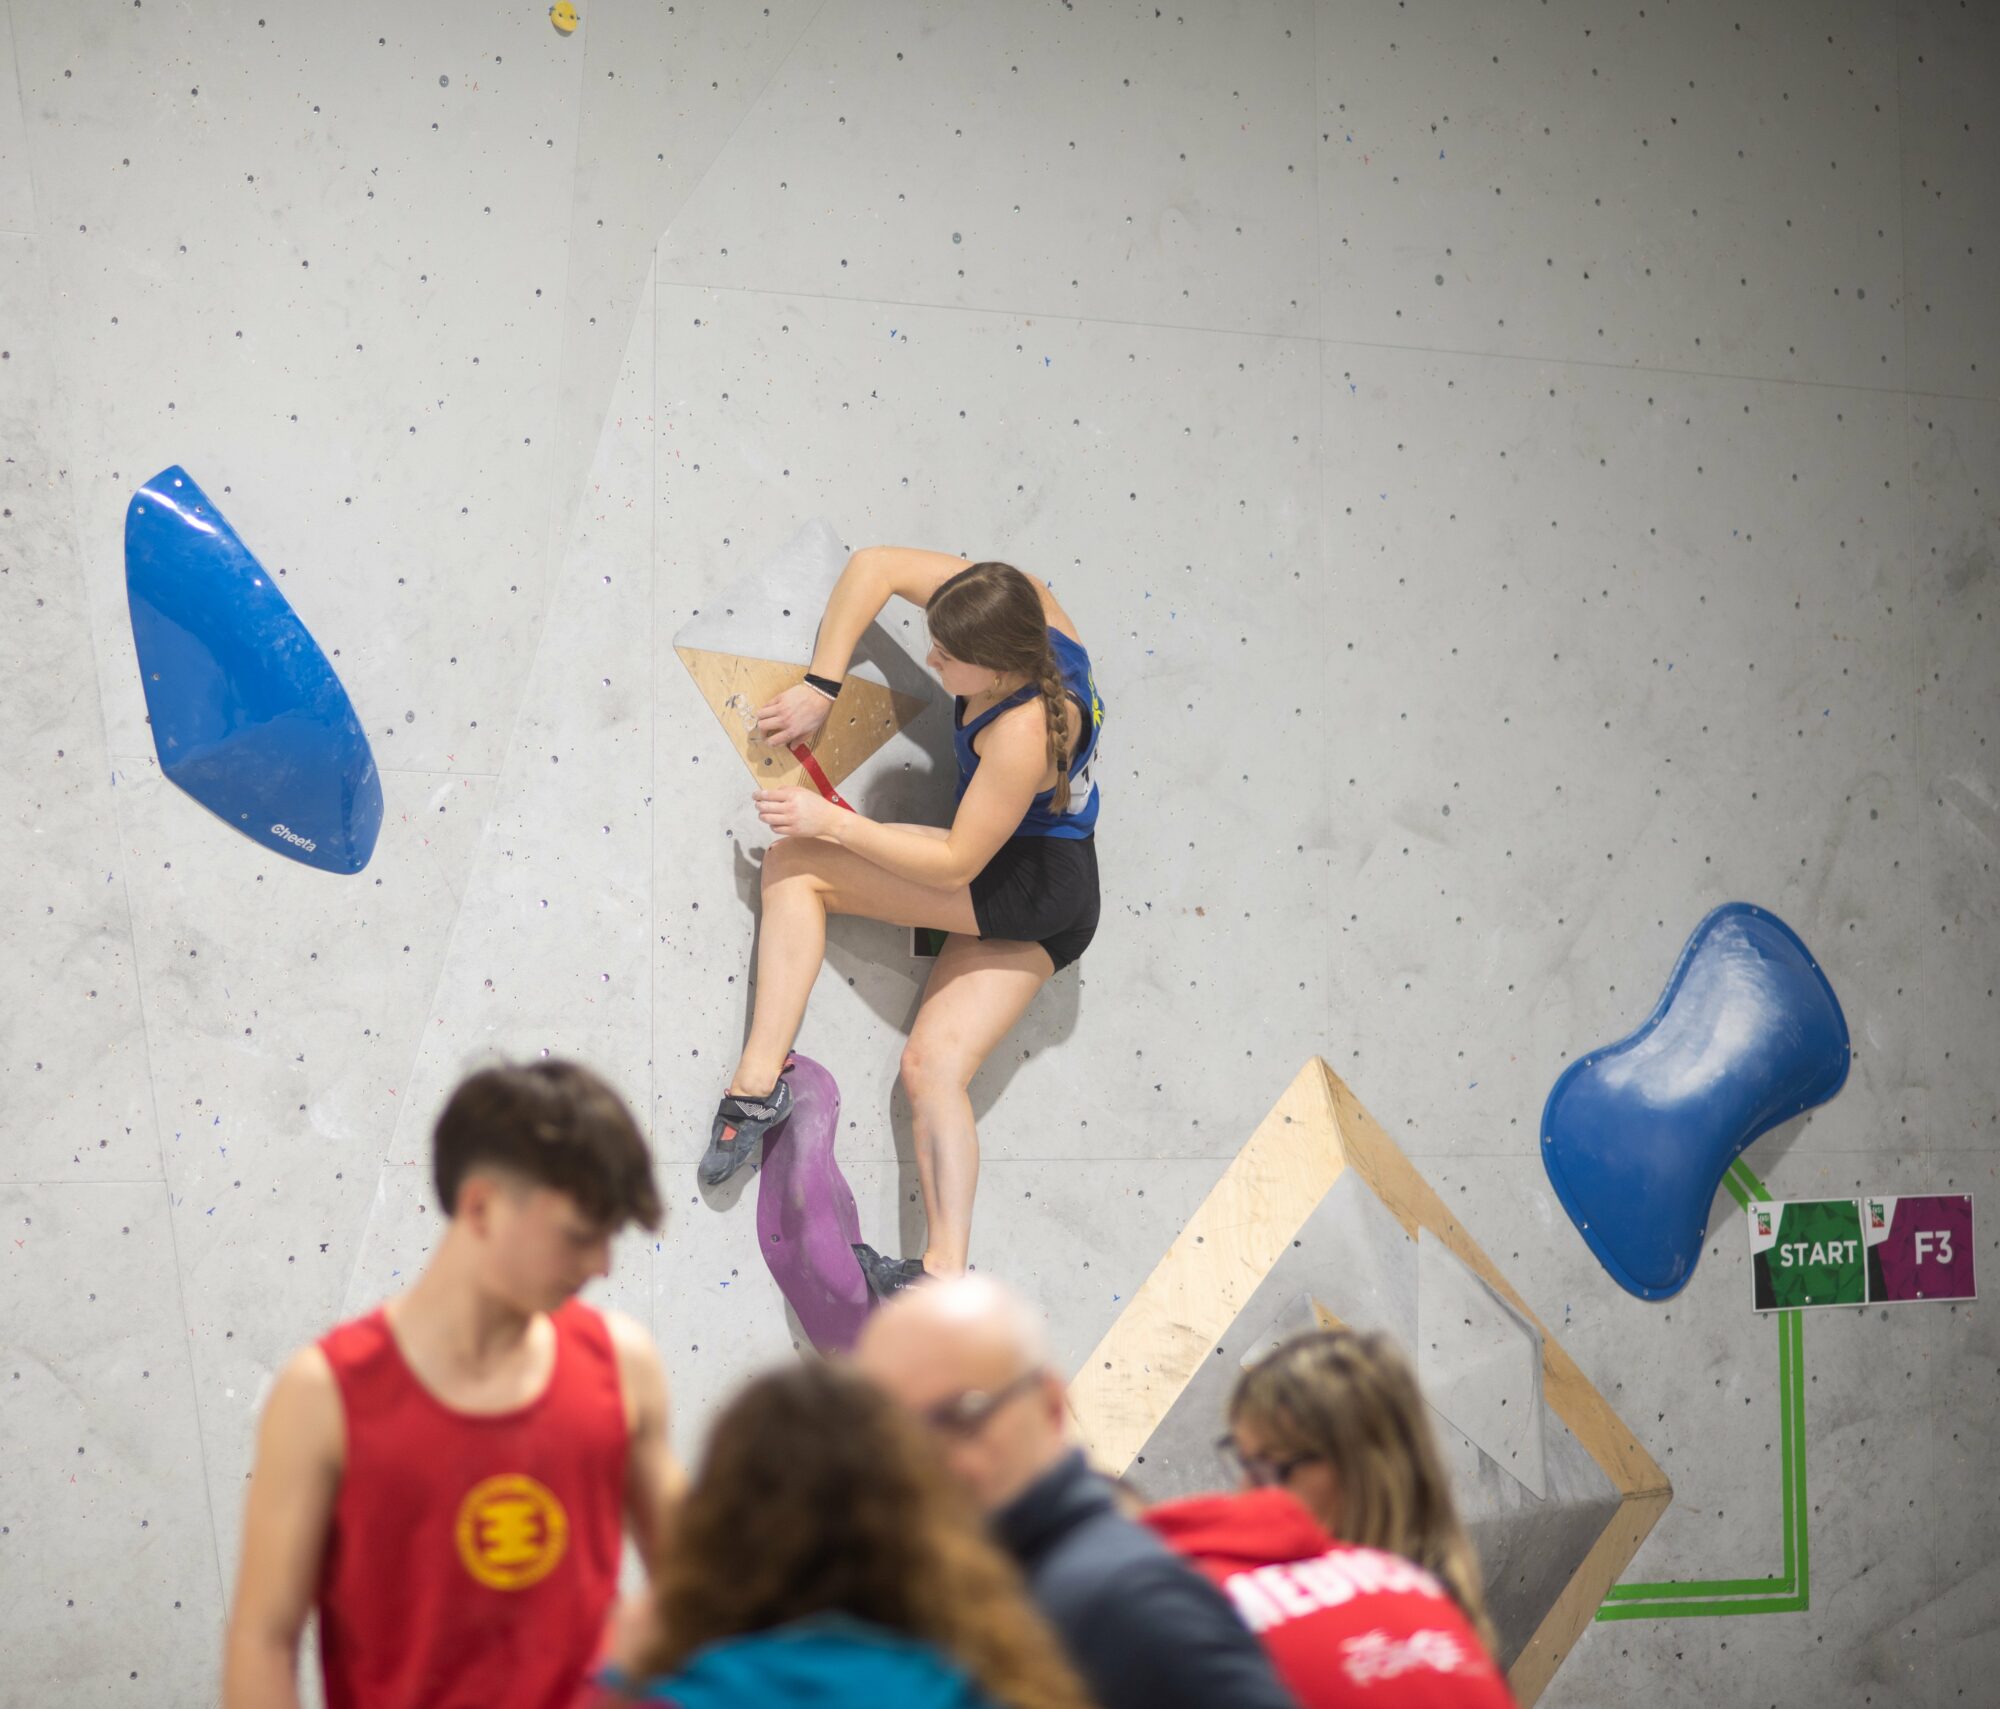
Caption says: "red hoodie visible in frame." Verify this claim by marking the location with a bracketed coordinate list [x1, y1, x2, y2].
[1144, 1490, 1516, 1709]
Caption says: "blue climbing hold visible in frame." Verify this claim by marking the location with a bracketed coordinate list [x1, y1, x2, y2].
[1541, 902, 1850, 1301]
[125, 467, 381, 874]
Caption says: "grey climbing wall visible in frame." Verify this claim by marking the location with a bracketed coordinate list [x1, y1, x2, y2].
[2, 2, 1993, 1705]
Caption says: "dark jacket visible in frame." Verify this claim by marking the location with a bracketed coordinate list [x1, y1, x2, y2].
[992, 1450, 1301, 1709]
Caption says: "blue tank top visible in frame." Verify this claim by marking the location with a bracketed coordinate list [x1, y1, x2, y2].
[951, 627, 1101, 840]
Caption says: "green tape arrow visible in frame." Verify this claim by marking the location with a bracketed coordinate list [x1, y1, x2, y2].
[1596, 1158, 1810, 1621]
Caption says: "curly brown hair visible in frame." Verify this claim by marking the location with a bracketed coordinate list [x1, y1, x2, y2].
[640, 1362, 1098, 1709]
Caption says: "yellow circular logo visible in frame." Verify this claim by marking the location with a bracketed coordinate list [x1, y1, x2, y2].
[454, 1474, 570, 1591]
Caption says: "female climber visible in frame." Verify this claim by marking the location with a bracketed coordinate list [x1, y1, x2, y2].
[697, 549, 1103, 1300]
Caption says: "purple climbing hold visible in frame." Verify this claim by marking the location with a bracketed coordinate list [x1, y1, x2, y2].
[755, 1055, 871, 1353]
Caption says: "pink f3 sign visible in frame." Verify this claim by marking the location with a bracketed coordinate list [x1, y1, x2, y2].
[1863, 1194, 1977, 1304]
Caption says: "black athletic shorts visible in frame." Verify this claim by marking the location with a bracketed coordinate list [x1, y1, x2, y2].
[969, 834, 1100, 972]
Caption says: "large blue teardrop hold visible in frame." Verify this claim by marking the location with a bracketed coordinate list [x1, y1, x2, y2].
[125, 467, 382, 874]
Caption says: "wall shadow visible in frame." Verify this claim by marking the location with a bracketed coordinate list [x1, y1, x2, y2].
[724, 811, 1090, 1267]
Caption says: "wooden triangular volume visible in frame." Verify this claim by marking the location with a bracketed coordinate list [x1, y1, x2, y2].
[675, 646, 930, 795]
[1066, 1058, 1347, 1471]
[1067, 1056, 1671, 1709]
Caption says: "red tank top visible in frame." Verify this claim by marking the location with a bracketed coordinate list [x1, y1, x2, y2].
[316, 1300, 629, 1709]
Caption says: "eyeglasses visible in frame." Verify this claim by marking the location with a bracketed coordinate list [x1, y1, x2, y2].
[921, 1369, 1044, 1439]
[1215, 1433, 1315, 1489]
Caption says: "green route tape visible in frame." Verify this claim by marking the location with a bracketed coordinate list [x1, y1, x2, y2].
[1595, 1158, 1811, 1622]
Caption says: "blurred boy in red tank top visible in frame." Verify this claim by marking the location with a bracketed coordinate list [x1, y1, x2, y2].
[221, 1061, 677, 1709]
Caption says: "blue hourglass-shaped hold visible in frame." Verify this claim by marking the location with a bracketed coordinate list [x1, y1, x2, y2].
[1541, 903, 1851, 1301]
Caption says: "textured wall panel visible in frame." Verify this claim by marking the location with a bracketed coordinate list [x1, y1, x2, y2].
[5, 4, 1995, 1705]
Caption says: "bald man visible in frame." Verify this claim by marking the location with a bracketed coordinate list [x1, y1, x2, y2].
[854, 1278, 1300, 1709]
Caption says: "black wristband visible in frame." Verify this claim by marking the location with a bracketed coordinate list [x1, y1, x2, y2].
[803, 671, 842, 701]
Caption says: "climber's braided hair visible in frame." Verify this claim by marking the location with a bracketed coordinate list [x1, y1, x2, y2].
[925, 562, 1073, 814]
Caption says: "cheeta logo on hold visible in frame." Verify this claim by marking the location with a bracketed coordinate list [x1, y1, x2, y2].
[270, 823, 318, 852]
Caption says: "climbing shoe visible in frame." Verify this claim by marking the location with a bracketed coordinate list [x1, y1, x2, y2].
[697, 1069, 795, 1186]
[852, 1243, 931, 1302]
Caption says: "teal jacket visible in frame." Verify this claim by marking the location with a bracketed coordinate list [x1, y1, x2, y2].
[618, 1616, 1002, 1709]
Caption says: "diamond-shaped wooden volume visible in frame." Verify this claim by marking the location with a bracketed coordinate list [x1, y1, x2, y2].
[1066, 1058, 1672, 1708]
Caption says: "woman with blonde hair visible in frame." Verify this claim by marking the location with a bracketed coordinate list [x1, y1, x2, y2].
[1145, 1328, 1514, 1708]
[698, 548, 1103, 1298]
[599, 1361, 1099, 1709]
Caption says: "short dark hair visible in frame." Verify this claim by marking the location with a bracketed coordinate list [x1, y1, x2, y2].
[432, 1059, 662, 1232]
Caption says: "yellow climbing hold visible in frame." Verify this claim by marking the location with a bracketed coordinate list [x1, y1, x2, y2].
[549, 2, 579, 35]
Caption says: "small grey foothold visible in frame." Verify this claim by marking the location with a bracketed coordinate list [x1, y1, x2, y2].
[439, 74, 450, 87]
[952, 231, 962, 243]
[1435, 273, 1445, 284]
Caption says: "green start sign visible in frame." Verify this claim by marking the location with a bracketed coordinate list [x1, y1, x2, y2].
[1749, 1197, 1866, 1310]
